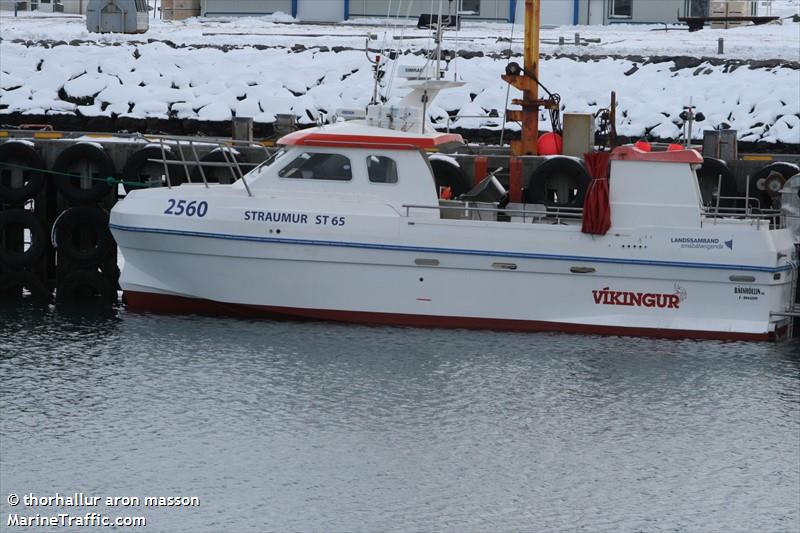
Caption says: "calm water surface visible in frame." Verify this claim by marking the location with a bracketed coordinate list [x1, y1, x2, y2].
[1, 307, 798, 532]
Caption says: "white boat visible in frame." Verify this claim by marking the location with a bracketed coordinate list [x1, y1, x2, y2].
[109, 112, 799, 341]
[109, 2, 798, 341]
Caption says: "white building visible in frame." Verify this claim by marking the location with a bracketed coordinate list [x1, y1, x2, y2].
[199, 0, 758, 25]
[0, 0, 91, 14]
[0, 0, 760, 25]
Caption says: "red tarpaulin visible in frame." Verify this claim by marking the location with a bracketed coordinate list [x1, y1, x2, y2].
[581, 151, 611, 235]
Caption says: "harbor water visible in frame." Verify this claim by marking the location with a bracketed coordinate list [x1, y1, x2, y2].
[1, 306, 798, 532]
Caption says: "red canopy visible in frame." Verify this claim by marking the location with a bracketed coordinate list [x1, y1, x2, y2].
[581, 151, 611, 235]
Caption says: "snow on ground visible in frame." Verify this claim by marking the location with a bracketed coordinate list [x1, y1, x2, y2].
[0, 1, 798, 144]
[2, 3, 800, 60]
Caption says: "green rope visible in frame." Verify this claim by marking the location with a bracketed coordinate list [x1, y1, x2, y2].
[0, 162, 161, 188]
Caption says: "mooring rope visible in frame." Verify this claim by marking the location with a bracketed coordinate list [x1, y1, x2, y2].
[0, 162, 159, 189]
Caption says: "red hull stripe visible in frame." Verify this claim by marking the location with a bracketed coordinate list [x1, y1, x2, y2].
[124, 291, 778, 342]
[277, 130, 465, 150]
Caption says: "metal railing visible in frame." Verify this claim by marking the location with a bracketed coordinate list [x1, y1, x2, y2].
[402, 202, 584, 224]
[702, 173, 786, 228]
[136, 135, 274, 198]
[703, 202, 784, 222]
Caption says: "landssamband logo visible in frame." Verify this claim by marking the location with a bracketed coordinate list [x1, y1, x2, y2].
[670, 237, 733, 250]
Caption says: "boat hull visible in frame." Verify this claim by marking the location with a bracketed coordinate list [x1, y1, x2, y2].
[107, 138, 797, 343]
[123, 290, 783, 342]
[111, 226, 793, 342]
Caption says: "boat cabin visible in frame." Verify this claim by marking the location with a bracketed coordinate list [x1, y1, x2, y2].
[609, 146, 705, 229]
[248, 123, 464, 215]
[242, 121, 738, 232]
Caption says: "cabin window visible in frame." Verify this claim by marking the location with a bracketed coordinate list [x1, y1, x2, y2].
[278, 152, 352, 181]
[366, 155, 398, 184]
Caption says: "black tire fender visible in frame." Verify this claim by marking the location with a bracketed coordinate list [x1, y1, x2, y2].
[54, 206, 113, 267]
[0, 270, 50, 303]
[0, 209, 46, 267]
[524, 156, 591, 207]
[122, 146, 188, 193]
[56, 269, 116, 304]
[430, 157, 470, 197]
[747, 162, 800, 209]
[191, 149, 241, 184]
[697, 157, 737, 208]
[0, 141, 46, 203]
[52, 143, 115, 204]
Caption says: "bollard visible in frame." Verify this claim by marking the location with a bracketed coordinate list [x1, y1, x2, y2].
[473, 156, 488, 185]
[232, 117, 254, 142]
[718, 38, 724, 54]
[559, 36, 565, 46]
[574, 33, 580, 46]
[509, 157, 523, 203]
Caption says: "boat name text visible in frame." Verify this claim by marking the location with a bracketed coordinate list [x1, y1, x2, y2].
[592, 287, 683, 309]
[243, 211, 346, 226]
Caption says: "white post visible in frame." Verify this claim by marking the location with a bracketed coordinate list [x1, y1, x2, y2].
[435, 0, 444, 81]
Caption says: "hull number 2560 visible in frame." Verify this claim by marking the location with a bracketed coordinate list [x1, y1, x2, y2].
[165, 199, 209, 217]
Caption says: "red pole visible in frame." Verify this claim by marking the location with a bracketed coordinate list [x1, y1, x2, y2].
[509, 157, 523, 203]
[473, 156, 488, 185]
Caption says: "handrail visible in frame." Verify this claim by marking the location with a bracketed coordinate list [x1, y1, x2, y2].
[158, 138, 172, 189]
[703, 207, 781, 216]
[404, 199, 788, 227]
[174, 138, 194, 188]
[139, 135, 270, 198]
[402, 202, 584, 223]
[145, 159, 260, 168]
[189, 140, 210, 188]
[402, 203, 583, 214]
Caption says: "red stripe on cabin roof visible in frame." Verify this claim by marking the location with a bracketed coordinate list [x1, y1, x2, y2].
[610, 145, 703, 164]
[278, 130, 464, 150]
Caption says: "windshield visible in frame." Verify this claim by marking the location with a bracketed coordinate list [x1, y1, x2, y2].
[250, 148, 287, 175]
[277, 152, 352, 181]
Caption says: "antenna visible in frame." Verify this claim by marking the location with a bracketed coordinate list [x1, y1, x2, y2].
[679, 97, 705, 147]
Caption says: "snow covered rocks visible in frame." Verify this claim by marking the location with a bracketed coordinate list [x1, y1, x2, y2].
[0, 9, 798, 145]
